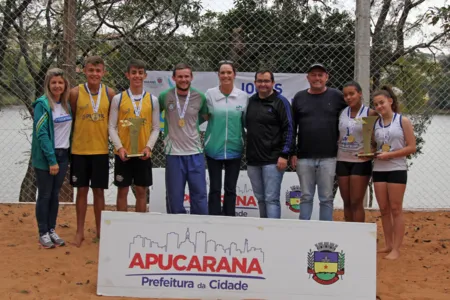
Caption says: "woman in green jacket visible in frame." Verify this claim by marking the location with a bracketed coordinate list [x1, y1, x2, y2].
[204, 61, 249, 216]
[32, 68, 72, 248]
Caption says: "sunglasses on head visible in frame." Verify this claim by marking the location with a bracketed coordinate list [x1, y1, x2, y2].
[52, 70, 64, 76]
[218, 60, 234, 65]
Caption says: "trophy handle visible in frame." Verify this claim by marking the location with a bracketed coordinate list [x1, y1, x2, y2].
[127, 118, 146, 157]
[359, 116, 379, 157]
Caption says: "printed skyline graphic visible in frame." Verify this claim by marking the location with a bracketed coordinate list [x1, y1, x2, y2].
[129, 228, 264, 262]
[236, 184, 253, 194]
[204, 176, 253, 195]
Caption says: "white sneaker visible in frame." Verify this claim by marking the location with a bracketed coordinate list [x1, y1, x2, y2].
[49, 229, 65, 247]
[39, 232, 55, 249]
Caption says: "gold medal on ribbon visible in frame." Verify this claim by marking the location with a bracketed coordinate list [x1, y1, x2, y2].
[347, 135, 355, 143]
[178, 118, 185, 127]
[382, 144, 391, 152]
[91, 113, 100, 122]
[85, 83, 102, 123]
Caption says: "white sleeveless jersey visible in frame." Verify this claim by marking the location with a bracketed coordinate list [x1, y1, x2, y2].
[373, 113, 407, 171]
[337, 105, 370, 162]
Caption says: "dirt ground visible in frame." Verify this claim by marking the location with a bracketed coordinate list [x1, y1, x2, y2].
[0, 204, 449, 300]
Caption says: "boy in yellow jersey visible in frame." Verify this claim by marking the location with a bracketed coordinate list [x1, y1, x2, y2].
[108, 59, 160, 212]
[69, 56, 116, 247]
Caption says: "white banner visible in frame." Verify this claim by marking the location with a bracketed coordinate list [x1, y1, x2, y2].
[144, 71, 309, 131]
[144, 71, 308, 102]
[149, 168, 322, 220]
[97, 211, 377, 299]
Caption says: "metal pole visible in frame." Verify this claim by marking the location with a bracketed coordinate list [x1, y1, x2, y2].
[62, 0, 77, 87]
[60, 0, 77, 203]
[355, 0, 371, 207]
[355, 0, 371, 105]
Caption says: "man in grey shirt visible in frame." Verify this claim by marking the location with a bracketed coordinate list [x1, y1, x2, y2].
[159, 63, 209, 215]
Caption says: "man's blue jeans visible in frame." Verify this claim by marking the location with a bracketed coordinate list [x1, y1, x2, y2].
[296, 158, 336, 221]
[247, 164, 284, 219]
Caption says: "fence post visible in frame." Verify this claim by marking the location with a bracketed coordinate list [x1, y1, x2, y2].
[62, 0, 77, 87]
[355, 0, 371, 208]
[60, 0, 77, 203]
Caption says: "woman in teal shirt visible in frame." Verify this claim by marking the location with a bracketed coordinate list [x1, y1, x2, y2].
[204, 61, 249, 216]
[32, 68, 72, 248]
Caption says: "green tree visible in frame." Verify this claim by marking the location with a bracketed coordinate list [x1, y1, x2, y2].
[0, 0, 204, 201]
[369, 0, 449, 161]
[192, 0, 355, 88]
[429, 55, 450, 111]
[383, 53, 440, 112]
[371, 0, 450, 91]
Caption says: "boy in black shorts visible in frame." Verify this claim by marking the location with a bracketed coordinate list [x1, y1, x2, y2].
[69, 56, 116, 247]
[108, 59, 160, 212]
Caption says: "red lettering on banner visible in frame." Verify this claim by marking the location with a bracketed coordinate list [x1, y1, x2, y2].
[188, 195, 258, 206]
[145, 253, 158, 269]
[186, 255, 202, 271]
[247, 258, 263, 274]
[173, 255, 187, 271]
[158, 254, 173, 270]
[203, 256, 216, 272]
[231, 257, 247, 273]
[129, 253, 263, 275]
[129, 253, 144, 268]
[236, 196, 257, 207]
[216, 257, 232, 273]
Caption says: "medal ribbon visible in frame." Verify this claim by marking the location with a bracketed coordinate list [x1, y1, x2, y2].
[85, 83, 102, 114]
[175, 88, 190, 120]
[381, 113, 396, 146]
[127, 89, 146, 117]
[346, 105, 365, 136]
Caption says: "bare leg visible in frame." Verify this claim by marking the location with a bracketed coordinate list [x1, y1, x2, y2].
[349, 175, 370, 223]
[74, 187, 88, 247]
[92, 188, 105, 239]
[134, 186, 147, 213]
[385, 183, 406, 260]
[374, 182, 393, 253]
[338, 176, 352, 222]
[117, 187, 129, 212]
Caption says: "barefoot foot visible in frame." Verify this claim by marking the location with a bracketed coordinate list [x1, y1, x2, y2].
[73, 233, 85, 247]
[384, 249, 400, 260]
[377, 247, 392, 253]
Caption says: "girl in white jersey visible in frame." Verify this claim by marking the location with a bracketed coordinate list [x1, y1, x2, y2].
[337, 81, 378, 223]
[372, 86, 416, 260]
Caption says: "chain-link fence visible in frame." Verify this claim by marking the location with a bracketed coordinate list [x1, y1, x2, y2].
[0, 0, 449, 210]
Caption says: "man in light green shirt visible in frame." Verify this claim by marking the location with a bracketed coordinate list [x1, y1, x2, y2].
[159, 63, 209, 215]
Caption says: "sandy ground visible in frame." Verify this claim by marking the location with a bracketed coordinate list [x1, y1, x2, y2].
[0, 204, 449, 300]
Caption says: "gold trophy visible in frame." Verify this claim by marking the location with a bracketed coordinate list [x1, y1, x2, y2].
[357, 116, 379, 157]
[120, 118, 145, 158]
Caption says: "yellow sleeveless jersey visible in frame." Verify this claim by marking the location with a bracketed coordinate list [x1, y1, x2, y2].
[71, 84, 110, 155]
[115, 90, 153, 155]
